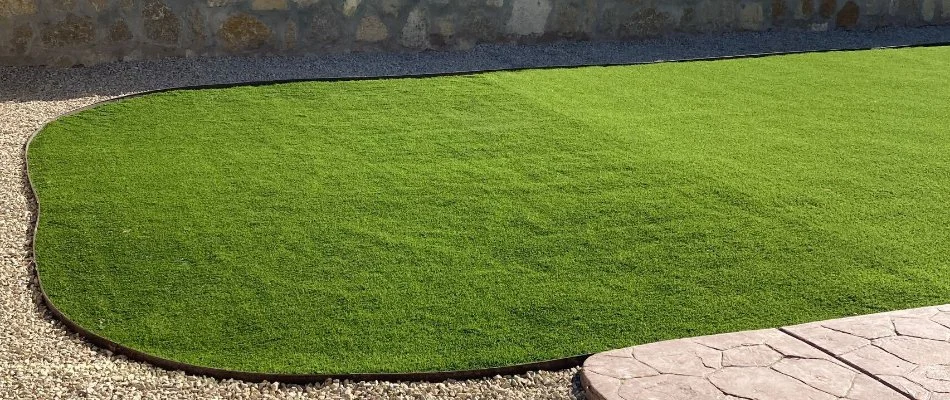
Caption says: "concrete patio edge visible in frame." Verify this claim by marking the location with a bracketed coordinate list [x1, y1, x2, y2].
[582, 305, 950, 400]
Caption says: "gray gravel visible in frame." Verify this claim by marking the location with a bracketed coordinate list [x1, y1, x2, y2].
[1, 26, 949, 399]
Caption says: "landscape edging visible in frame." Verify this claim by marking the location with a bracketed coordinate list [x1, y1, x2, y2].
[21, 41, 949, 383]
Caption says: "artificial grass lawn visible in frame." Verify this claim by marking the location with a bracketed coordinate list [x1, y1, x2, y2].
[28, 46, 950, 374]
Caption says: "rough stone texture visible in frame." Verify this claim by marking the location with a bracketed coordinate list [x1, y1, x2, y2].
[50, 0, 77, 12]
[308, 2, 342, 46]
[1, 0, 947, 66]
[89, 0, 110, 12]
[787, 306, 950, 399]
[218, 14, 272, 51]
[251, 0, 287, 10]
[0, 0, 36, 17]
[739, 3, 765, 30]
[381, 0, 401, 14]
[837, 0, 860, 28]
[801, 0, 815, 17]
[623, 8, 673, 37]
[582, 329, 905, 400]
[284, 20, 297, 49]
[688, 0, 741, 31]
[343, 0, 360, 16]
[10, 25, 32, 55]
[894, 0, 919, 17]
[142, 0, 180, 44]
[186, 8, 207, 48]
[549, 0, 596, 38]
[108, 21, 133, 42]
[922, 0, 936, 20]
[356, 15, 389, 42]
[819, 0, 837, 17]
[41, 14, 95, 48]
[772, 0, 787, 20]
[507, 0, 553, 35]
[400, 7, 430, 48]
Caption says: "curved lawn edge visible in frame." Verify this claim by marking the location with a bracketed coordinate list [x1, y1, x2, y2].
[21, 90, 595, 382]
[23, 80, 599, 384]
[21, 41, 950, 383]
[38, 287, 590, 383]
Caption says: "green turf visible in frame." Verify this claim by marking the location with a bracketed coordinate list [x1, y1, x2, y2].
[28, 46, 950, 374]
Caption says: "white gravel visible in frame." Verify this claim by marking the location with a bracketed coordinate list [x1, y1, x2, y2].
[2, 27, 949, 399]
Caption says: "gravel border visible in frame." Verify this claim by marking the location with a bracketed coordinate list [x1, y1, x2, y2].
[2, 26, 950, 399]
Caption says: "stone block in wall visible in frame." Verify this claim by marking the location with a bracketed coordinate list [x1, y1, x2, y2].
[305, 1, 343, 48]
[819, 0, 836, 18]
[548, 0, 596, 39]
[185, 7, 208, 50]
[460, 14, 504, 46]
[0, 0, 36, 17]
[142, 0, 180, 44]
[799, 0, 814, 18]
[343, 0, 360, 16]
[682, 0, 740, 31]
[889, 0, 919, 20]
[739, 2, 765, 30]
[428, 17, 454, 47]
[862, 0, 887, 16]
[771, 0, 788, 21]
[1, 0, 949, 67]
[356, 15, 388, 42]
[598, 1, 676, 38]
[857, 0, 889, 27]
[400, 7, 429, 48]
[427, 0, 504, 48]
[507, 0, 553, 36]
[252, 0, 288, 10]
[283, 20, 297, 49]
[11, 24, 33, 54]
[88, 0, 110, 12]
[836, 0, 859, 27]
[46, 0, 77, 13]
[207, 0, 237, 7]
[218, 13, 273, 51]
[108, 20, 133, 41]
[922, 0, 936, 20]
[380, 0, 401, 16]
[41, 13, 95, 47]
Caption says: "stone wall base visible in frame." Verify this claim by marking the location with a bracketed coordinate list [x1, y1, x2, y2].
[1, 0, 948, 66]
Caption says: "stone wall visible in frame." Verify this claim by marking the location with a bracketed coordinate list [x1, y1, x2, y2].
[1, 0, 948, 66]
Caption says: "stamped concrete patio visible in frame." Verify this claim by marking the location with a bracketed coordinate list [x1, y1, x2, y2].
[582, 305, 950, 400]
